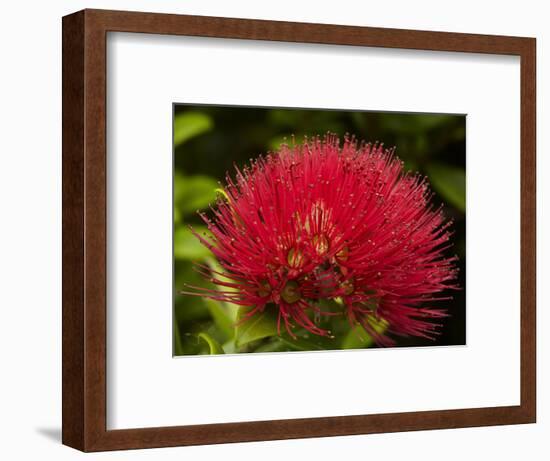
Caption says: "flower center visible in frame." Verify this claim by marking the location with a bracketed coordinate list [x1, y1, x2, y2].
[257, 280, 271, 298]
[340, 279, 354, 295]
[287, 247, 306, 268]
[312, 234, 330, 256]
[335, 245, 349, 261]
[281, 280, 301, 304]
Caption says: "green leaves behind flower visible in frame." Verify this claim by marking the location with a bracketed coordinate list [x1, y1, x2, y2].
[197, 332, 225, 354]
[174, 172, 218, 215]
[174, 226, 212, 261]
[234, 306, 278, 348]
[203, 297, 235, 341]
[173, 318, 185, 356]
[376, 113, 458, 135]
[425, 163, 466, 212]
[229, 300, 387, 353]
[341, 317, 389, 350]
[173, 173, 219, 262]
[173, 111, 213, 147]
[174, 295, 392, 355]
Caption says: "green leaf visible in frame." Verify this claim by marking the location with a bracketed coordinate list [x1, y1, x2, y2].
[222, 340, 237, 354]
[197, 332, 225, 354]
[253, 338, 289, 353]
[173, 111, 213, 147]
[341, 325, 375, 349]
[173, 206, 182, 225]
[205, 257, 240, 323]
[174, 173, 218, 215]
[173, 226, 212, 261]
[341, 317, 388, 350]
[425, 163, 466, 212]
[279, 335, 328, 351]
[235, 307, 278, 347]
[173, 321, 185, 356]
[379, 113, 457, 134]
[268, 109, 304, 127]
[214, 188, 230, 202]
[203, 298, 234, 341]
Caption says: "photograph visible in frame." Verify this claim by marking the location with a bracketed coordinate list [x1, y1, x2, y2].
[173, 105, 466, 356]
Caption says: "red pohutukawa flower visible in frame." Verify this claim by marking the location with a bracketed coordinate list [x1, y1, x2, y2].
[184, 134, 459, 346]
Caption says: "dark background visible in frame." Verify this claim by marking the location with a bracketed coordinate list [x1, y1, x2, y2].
[173, 104, 466, 354]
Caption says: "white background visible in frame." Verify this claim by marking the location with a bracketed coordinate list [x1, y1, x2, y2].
[0, 0, 547, 459]
[107, 33, 520, 429]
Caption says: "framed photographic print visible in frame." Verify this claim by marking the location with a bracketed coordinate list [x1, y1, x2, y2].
[62, 9, 536, 452]
[172, 105, 467, 355]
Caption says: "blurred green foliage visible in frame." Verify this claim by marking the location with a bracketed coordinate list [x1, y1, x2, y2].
[173, 105, 466, 356]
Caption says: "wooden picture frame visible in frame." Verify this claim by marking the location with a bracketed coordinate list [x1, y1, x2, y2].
[62, 8, 536, 452]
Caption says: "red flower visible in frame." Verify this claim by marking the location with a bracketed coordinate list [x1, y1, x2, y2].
[185, 134, 459, 346]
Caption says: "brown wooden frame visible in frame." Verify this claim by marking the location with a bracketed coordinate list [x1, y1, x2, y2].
[62, 8, 536, 452]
